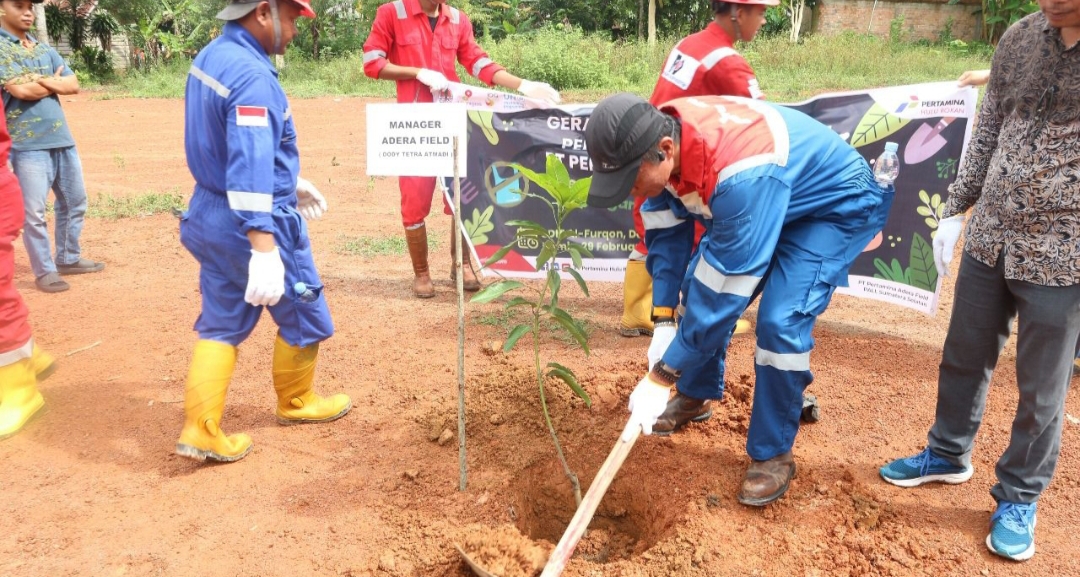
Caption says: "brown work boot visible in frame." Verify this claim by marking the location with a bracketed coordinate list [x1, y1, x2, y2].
[449, 226, 481, 292]
[652, 392, 712, 436]
[737, 451, 796, 507]
[404, 225, 435, 298]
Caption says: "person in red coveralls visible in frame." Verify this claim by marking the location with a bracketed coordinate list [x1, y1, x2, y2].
[0, 63, 55, 439]
[362, 0, 560, 298]
[622, 0, 776, 339]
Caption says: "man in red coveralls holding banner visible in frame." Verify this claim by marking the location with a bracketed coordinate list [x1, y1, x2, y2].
[363, 0, 560, 298]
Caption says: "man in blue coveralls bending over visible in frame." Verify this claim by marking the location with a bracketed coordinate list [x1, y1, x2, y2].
[175, 0, 351, 463]
[586, 93, 893, 505]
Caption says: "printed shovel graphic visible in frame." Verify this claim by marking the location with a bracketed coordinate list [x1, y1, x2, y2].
[904, 117, 955, 164]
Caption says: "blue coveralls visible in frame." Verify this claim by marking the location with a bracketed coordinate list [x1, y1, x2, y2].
[181, 23, 333, 348]
[644, 96, 894, 461]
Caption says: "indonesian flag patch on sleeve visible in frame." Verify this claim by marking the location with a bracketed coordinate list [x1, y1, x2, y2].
[236, 105, 269, 127]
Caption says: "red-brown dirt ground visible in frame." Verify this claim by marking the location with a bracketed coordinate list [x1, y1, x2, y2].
[2, 94, 1078, 577]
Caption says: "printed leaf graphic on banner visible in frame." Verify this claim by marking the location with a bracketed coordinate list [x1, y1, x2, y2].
[851, 103, 911, 148]
[467, 110, 499, 145]
[465, 206, 495, 245]
[873, 258, 909, 283]
[908, 233, 938, 291]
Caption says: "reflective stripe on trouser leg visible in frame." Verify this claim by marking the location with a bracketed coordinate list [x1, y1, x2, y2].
[746, 196, 882, 461]
[181, 190, 333, 347]
[746, 243, 826, 461]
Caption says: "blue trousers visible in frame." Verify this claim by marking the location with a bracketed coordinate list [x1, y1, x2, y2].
[13, 147, 88, 279]
[664, 168, 894, 461]
[179, 187, 333, 347]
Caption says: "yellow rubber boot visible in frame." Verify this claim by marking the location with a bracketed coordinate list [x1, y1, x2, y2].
[175, 340, 253, 463]
[734, 319, 752, 336]
[30, 344, 56, 381]
[621, 259, 655, 337]
[272, 335, 352, 425]
[0, 358, 45, 440]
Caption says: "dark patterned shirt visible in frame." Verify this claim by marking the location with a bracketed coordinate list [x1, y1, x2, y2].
[945, 12, 1080, 286]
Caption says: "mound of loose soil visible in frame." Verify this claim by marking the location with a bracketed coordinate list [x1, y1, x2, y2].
[459, 524, 551, 577]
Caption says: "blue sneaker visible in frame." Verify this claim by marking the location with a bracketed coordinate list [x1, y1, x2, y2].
[986, 501, 1037, 561]
[879, 447, 974, 487]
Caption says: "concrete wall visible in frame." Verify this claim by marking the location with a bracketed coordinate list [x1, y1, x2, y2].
[51, 34, 132, 70]
[814, 0, 983, 42]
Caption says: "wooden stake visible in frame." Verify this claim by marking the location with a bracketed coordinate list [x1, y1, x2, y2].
[453, 135, 468, 492]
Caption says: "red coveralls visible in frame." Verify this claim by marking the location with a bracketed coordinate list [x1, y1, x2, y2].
[362, 0, 505, 227]
[632, 22, 764, 256]
[0, 116, 32, 363]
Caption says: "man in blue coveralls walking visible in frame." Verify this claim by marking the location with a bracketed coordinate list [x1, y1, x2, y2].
[586, 93, 893, 505]
[175, 0, 351, 463]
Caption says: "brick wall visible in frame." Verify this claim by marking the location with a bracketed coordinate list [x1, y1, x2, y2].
[815, 0, 983, 42]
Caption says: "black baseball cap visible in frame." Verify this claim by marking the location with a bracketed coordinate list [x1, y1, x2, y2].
[585, 93, 667, 209]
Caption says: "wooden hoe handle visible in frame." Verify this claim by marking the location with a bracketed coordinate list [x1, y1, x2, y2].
[539, 421, 641, 577]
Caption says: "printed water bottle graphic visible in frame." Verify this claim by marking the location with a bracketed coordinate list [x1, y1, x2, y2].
[874, 142, 900, 188]
[294, 282, 318, 303]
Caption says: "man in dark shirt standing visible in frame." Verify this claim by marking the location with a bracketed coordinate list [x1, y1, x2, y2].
[880, 1, 1080, 562]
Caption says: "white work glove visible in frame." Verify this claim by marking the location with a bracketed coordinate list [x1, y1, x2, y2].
[416, 68, 450, 92]
[517, 79, 561, 105]
[932, 215, 965, 278]
[295, 176, 327, 220]
[623, 374, 672, 441]
[647, 323, 677, 369]
[245, 247, 286, 307]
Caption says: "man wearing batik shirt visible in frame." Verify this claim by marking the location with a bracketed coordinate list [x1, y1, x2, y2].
[881, 2, 1080, 562]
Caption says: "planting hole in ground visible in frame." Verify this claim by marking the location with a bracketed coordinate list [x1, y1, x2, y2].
[508, 455, 681, 564]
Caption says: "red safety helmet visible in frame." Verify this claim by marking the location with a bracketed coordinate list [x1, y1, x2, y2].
[288, 0, 317, 18]
[217, 0, 317, 20]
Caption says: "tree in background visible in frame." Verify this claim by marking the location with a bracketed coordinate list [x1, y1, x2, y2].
[42, 0, 120, 78]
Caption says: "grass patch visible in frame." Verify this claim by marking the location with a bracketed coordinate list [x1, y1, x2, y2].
[335, 233, 440, 257]
[86, 191, 186, 219]
[90, 32, 992, 103]
[747, 33, 993, 102]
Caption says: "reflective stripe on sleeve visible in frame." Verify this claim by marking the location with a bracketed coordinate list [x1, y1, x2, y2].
[227, 191, 273, 213]
[363, 50, 387, 64]
[692, 258, 760, 297]
[0, 338, 32, 367]
[449, 7, 460, 23]
[189, 65, 231, 98]
[641, 209, 685, 230]
[392, 0, 406, 18]
[471, 57, 493, 77]
[755, 347, 811, 372]
[700, 47, 738, 70]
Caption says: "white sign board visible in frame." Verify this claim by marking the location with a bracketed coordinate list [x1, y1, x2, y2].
[365, 103, 467, 177]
